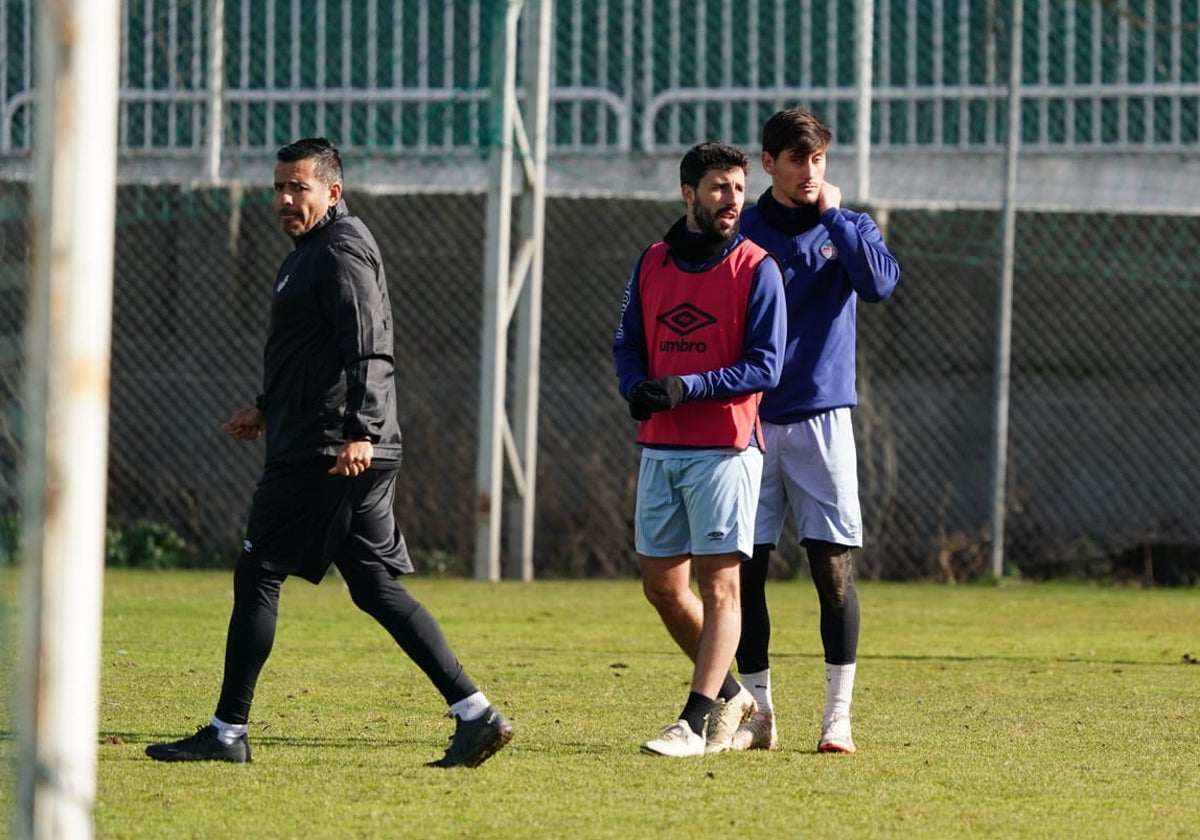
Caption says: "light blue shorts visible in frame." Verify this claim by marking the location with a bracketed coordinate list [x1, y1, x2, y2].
[754, 408, 863, 548]
[635, 447, 763, 559]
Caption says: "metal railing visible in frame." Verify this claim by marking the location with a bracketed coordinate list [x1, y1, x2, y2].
[2, 0, 1198, 159]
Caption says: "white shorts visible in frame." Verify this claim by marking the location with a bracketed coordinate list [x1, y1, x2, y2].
[754, 408, 862, 548]
[635, 447, 763, 559]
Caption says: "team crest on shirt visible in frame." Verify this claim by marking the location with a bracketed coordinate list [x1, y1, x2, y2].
[820, 239, 837, 260]
[275, 274, 290, 292]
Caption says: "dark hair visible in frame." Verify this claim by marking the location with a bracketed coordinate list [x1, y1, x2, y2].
[276, 137, 343, 185]
[760, 109, 833, 158]
[679, 141, 750, 188]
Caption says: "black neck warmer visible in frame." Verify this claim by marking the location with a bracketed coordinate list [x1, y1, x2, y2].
[661, 216, 737, 265]
[755, 189, 822, 235]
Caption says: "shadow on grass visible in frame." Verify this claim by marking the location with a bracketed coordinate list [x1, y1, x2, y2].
[98, 729, 446, 752]
[770, 650, 1191, 667]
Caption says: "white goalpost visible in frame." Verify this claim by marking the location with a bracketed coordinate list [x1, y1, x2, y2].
[14, 1, 120, 837]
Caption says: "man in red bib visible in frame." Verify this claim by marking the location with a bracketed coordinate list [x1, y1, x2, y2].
[613, 142, 786, 756]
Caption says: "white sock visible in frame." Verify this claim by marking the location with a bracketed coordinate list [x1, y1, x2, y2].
[210, 716, 247, 745]
[449, 691, 490, 721]
[824, 662, 856, 721]
[740, 669, 773, 716]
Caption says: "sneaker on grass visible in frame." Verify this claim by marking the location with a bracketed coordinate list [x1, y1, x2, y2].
[145, 725, 251, 763]
[704, 686, 757, 754]
[818, 714, 856, 754]
[640, 720, 705, 757]
[730, 709, 779, 751]
[426, 705, 514, 768]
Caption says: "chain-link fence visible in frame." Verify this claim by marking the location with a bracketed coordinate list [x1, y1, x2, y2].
[2, 1, 1198, 580]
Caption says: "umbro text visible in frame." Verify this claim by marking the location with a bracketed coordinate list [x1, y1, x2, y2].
[659, 338, 708, 353]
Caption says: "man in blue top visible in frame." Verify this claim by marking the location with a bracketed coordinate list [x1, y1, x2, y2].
[613, 142, 786, 757]
[732, 110, 900, 754]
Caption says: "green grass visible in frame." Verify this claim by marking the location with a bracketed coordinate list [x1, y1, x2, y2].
[3, 571, 1199, 838]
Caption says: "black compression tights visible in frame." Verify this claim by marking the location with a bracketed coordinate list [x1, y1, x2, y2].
[736, 544, 773, 674]
[735, 542, 860, 675]
[215, 556, 477, 725]
[806, 541, 860, 665]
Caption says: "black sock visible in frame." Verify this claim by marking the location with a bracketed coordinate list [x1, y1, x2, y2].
[717, 673, 741, 701]
[680, 691, 715, 737]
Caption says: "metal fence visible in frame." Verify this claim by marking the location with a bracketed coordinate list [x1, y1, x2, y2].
[5, 1, 1200, 157]
[1, 0, 1198, 580]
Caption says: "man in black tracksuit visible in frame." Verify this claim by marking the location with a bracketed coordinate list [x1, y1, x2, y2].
[146, 137, 512, 768]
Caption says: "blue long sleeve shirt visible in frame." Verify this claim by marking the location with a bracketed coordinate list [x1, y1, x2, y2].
[738, 190, 900, 424]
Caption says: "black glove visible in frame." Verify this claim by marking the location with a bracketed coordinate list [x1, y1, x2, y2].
[628, 380, 654, 420]
[628, 398, 652, 421]
[629, 376, 687, 419]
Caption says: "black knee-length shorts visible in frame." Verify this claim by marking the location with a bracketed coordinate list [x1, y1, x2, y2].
[241, 458, 413, 584]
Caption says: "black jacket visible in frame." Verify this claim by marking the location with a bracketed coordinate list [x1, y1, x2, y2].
[258, 200, 403, 465]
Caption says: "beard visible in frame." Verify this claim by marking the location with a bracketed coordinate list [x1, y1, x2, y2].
[692, 201, 738, 238]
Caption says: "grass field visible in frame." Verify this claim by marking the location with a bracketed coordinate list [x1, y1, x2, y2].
[2, 570, 1199, 839]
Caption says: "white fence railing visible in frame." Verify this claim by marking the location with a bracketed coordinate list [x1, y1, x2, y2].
[3, 0, 1199, 157]
[2, 1, 1199, 209]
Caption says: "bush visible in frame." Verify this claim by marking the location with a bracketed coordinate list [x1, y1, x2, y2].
[0, 514, 236, 569]
[105, 520, 191, 569]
